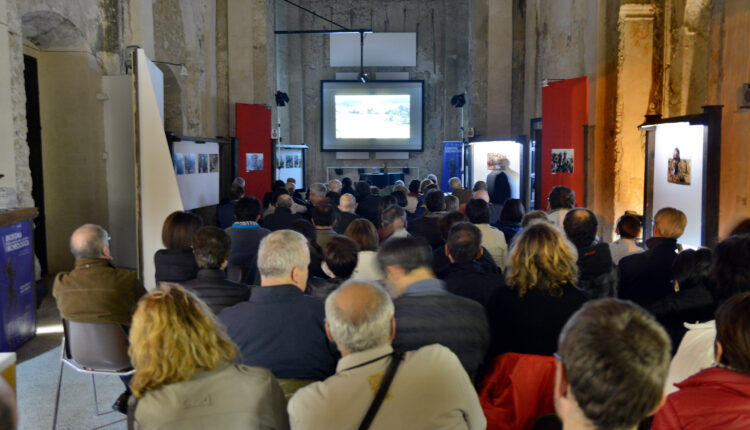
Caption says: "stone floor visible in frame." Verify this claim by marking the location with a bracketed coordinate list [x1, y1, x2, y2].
[14, 279, 127, 430]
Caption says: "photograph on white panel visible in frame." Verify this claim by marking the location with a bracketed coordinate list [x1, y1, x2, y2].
[209, 154, 219, 173]
[668, 147, 691, 185]
[184, 153, 196, 174]
[173, 153, 185, 175]
[198, 154, 209, 173]
[246, 153, 264, 171]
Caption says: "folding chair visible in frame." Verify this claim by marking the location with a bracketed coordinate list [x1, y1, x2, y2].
[52, 319, 135, 429]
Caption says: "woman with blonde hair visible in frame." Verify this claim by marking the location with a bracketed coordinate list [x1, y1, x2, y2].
[487, 222, 587, 357]
[128, 284, 289, 429]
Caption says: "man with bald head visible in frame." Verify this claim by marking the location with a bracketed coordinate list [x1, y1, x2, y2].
[334, 193, 359, 234]
[53, 224, 146, 326]
[288, 280, 486, 429]
[263, 193, 303, 231]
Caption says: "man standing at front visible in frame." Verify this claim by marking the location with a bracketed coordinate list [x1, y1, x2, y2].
[288, 280, 485, 430]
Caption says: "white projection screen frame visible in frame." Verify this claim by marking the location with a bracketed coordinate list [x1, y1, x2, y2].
[172, 140, 220, 210]
[321, 80, 424, 151]
[470, 141, 523, 199]
[649, 122, 706, 248]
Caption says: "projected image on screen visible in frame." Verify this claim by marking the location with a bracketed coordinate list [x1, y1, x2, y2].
[335, 95, 410, 139]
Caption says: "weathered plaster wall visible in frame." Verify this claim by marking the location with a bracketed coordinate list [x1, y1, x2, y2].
[276, 0, 482, 184]
[708, 0, 750, 237]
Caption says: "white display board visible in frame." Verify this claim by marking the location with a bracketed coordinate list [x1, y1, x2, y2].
[172, 140, 220, 210]
[275, 148, 305, 189]
[470, 140, 523, 198]
[652, 122, 706, 248]
[330, 33, 416, 67]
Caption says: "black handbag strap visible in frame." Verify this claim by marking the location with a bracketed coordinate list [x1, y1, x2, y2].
[358, 351, 405, 430]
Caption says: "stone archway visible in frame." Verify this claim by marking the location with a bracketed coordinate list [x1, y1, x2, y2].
[155, 63, 186, 135]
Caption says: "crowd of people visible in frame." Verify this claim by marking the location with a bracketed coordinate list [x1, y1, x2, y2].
[41, 174, 750, 430]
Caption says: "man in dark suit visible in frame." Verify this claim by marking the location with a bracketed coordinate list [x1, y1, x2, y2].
[354, 181, 381, 225]
[408, 189, 446, 250]
[334, 193, 359, 234]
[563, 208, 617, 299]
[182, 227, 250, 315]
[619, 207, 686, 307]
[262, 194, 302, 231]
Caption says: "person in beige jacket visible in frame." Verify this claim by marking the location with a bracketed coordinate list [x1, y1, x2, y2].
[128, 284, 289, 430]
[465, 198, 508, 270]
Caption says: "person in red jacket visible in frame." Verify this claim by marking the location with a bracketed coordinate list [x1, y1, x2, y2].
[653, 292, 750, 430]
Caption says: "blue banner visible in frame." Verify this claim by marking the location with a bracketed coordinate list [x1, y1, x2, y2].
[441, 141, 463, 193]
[0, 220, 36, 351]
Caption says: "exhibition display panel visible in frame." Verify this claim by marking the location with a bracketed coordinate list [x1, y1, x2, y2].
[464, 140, 528, 207]
[275, 145, 309, 190]
[639, 106, 722, 248]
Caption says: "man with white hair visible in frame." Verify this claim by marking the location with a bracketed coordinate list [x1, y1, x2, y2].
[334, 193, 360, 234]
[219, 230, 339, 390]
[328, 179, 342, 194]
[449, 177, 472, 204]
[308, 183, 329, 205]
[288, 280, 485, 430]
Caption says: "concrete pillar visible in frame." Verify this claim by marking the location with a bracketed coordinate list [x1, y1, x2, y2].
[126, 0, 155, 58]
[0, 0, 16, 191]
[486, 0, 512, 138]
[613, 4, 655, 221]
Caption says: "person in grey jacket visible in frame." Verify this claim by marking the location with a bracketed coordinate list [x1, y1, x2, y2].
[182, 227, 250, 315]
[128, 284, 288, 430]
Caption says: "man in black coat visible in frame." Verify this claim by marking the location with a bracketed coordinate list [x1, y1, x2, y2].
[262, 194, 302, 231]
[182, 227, 250, 315]
[563, 208, 617, 299]
[618, 207, 687, 307]
[354, 181, 381, 225]
[440, 222, 503, 307]
[334, 193, 359, 234]
[408, 189, 446, 250]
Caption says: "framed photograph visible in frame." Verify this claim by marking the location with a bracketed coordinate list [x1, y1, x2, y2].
[184, 153, 196, 174]
[667, 148, 691, 185]
[209, 154, 219, 173]
[293, 155, 301, 168]
[487, 152, 508, 170]
[285, 155, 293, 168]
[551, 149, 574, 174]
[245, 153, 264, 171]
[198, 154, 209, 173]
[173, 153, 185, 175]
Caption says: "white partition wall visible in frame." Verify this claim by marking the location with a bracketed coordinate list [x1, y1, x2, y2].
[651, 122, 706, 248]
[469, 140, 523, 198]
[134, 49, 184, 290]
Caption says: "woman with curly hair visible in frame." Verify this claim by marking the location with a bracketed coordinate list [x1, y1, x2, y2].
[128, 284, 289, 429]
[486, 222, 587, 357]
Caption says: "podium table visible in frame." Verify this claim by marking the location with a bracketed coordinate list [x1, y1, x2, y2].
[359, 172, 405, 188]
[0, 208, 38, 351]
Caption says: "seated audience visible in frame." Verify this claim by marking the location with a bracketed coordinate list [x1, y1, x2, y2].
[328, 179, 342, 194]
[308, 183, 330, 206]
[665, 234, 750, 394]
[154, 211, 202, 284]
[218, 230, 339, 386]
[433, 211, 499, 276]
[406, 179, 422, 211]
[563, 208, 617, 299]
[378, 237, 490, 376]
[288, 281, 486, 430]
[522, 210, 550, 227]
[291, 219, 327, 281]
[552, 299, 671, 430]
[408, 189, 447, 249]
[285, 177, 296, 194]
[426, 173, 439, 184]
[377, 195, 398, 227]
[345, 219, 384, 281]
[466, 198, 508, 271]
[609, 213, 643, 264]
[217, 183, 245, 229]
[340, 176, 357, 198]
[325, 190, 340, 206]
[225, 196, 270, 283]
[308, 235, 359, 300]
[390, 187, 408, 209]
[619, 207, 686, 307]
[653, 292, 750, 430]
[496, 198, 525, 244]
[449, 176, 473, 204]
[442, 222, 503, 307]
[379, 205, 410, 242]
[311, 204, 337, 250]
[444, 194, 460, 212]
[472, 189, 501, 225]
[54, 223, 146, 412]
[182, 227, 250, 315]
[370, 186, 380, 195]
[487, 222, 587, 356]
[355, 181, 381, 224]
[263, 180, 287, 213]
[546, 186, 576, 228]
[263, 194, 303, 231]
[472, 180, 488, 192]
[334, 193, 359, 234]
[129, 284, 289, 429]
[648, 248, 715, 353]
[419, 178, 434, 194]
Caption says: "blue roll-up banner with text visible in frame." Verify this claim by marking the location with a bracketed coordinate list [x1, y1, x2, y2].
[441, 141, 463, 193]
[0, 220, 36, 351]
